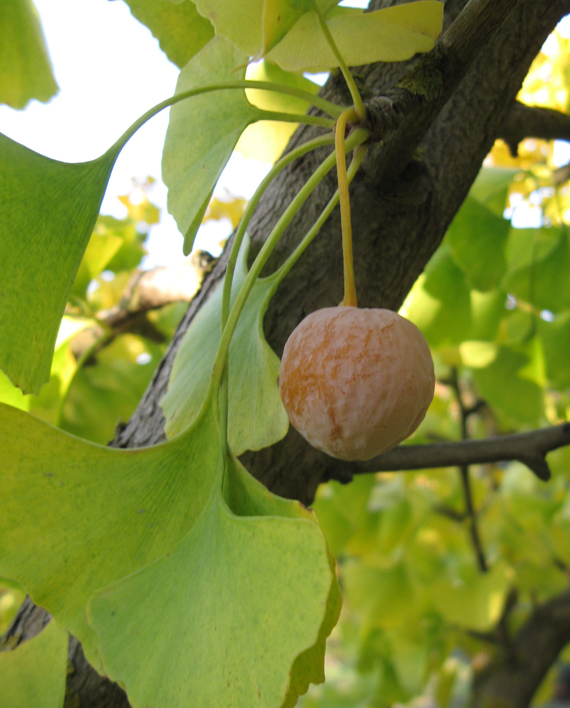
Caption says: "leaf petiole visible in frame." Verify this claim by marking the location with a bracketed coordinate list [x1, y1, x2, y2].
[118, 80, 345, 149]
[313, 6, 366, 122]
[220, 133, 336, 330]
[211, 127, 369, 390]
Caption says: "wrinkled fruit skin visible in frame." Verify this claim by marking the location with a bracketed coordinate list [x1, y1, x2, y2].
[279, 307, 435, 461]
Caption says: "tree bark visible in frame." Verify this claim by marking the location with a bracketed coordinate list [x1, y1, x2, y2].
[5, 0, 570, 706]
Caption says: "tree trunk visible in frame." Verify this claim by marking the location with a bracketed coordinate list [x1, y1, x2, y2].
[5, 0, 570, 706]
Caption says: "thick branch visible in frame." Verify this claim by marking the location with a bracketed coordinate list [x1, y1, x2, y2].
[334, 423, 570, 482]
[473, 588, 570, 708]
[499, 102, 570, 155]
[367, 0, 524, 184]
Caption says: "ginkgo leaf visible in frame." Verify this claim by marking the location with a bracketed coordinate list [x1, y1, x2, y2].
[193, 0, 338, 58]
[237, 60, 318, 163]
[502, 228, 570, 314]
[266, 2, 443, 73]
[0, 134, 122, 394]
[0, 620, 68, 708]
[0, 398, 220, 668]
[162, 37, 263, 254]
[88, 454, 340, 708]
[161, 236, 289, 454]
[0, 0, 58, 109]
[124, 0, 214, 68]
[446, 197, 509, 291]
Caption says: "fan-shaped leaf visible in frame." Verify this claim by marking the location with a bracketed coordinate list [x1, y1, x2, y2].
[0, 0, 58, 109]
[0, 399, 220, 667]
[0, 134, 122, 393]
[124, 0, 214, 68]
[161, 237, 288, 454]
[0, 620, 68, 708]
[88, 455, 340, 708]
[266, 2, 443, 73]
[162, 38, 262, 254]
[447, 197, 509, 291]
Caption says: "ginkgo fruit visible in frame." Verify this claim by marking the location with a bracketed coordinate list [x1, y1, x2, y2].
[279, 306, 435, 461]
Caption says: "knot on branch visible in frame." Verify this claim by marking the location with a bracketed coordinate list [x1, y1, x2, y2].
[365, 95, 404, 143]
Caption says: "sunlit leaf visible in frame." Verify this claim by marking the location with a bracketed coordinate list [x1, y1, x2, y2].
[162, 37, 262, 254]
[71, 230, 123, 300]
[0, 134, 122, 393]
[502, 228, 570, 314]
[538, 312, 570, 388]
[447, 197, 509, 291]
[237, 60, 318, 163]
[266, 2, 443, 73]
[192, 0, 336, 57]
[470, 346, 544, 424]
[0, 0, 58, 109]
[203, 195, 247, 228]
[124, 0, 214, 67]
[0, 399, 220, 667]
[0, 620, 68, 708]
[94, 215, 147, 274]
[89, 454, 339, 708]
[161, 237, 289, 454]
[430, 563, 509, 631]
[401, 246, 472, 349]
[60, 335, 164, 445]
[343, 561, 417, 631]
[469, 166, 520, 217]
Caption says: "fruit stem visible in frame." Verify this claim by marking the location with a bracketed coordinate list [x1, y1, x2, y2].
[274, 142, 367, 284]
[336, 107, 360, 308]
[211, 128, 368, 389]
[313, 6, 367, 123]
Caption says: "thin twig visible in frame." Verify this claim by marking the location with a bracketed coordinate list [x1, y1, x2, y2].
[449, 370, 488, 573]
[335, 424, 570, 481]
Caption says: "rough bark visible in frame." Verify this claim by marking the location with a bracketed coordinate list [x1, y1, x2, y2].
[4, 0, 570, 706]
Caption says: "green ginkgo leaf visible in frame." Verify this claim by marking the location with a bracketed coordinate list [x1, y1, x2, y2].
[502, 228, 570, 314]
[237, 60, 318, 163]
[162, 37, 263, 254]
[0, 398, 220, 668]
[0, 620, 68, 708]
[88, 454, 340, 708]
[124, 0, 214, 68]
[0, 0, 58, 109]
[266, 1, 443, 73]
[0, 135, 122, 394]
[447, 197, 509, 292]
[161, 237, 288, 453]
[193, 0, 339, 58]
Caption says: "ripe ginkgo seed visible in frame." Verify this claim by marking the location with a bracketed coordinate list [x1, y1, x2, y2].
[279, 306, 435, 461]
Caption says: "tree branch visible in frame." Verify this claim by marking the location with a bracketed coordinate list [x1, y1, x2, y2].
[69, 253, 214, 360]
[499, 102, 570, 155]
[366, 0, 525, 184]
[473, 588, 570, 708]
[330, 423, 570, 482]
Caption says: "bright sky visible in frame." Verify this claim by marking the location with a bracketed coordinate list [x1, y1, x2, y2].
[0, 0, 273, 265]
